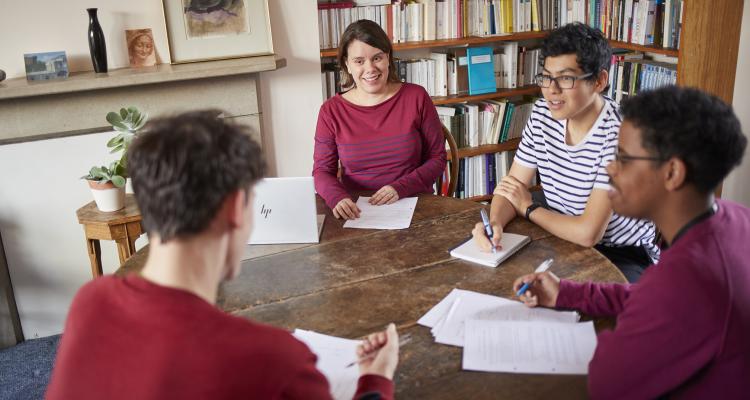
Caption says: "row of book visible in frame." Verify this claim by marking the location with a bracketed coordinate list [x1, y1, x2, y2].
[606, 53, 677, 103]
[450, 152, 516, 199]
[436, 97, 534, 148]
[321, 44, 540, 99]
[318, 0, 682, 50]
[592, 0, 683, 49]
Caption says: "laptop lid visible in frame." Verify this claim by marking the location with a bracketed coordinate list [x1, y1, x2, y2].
[248, 177, 320, 244]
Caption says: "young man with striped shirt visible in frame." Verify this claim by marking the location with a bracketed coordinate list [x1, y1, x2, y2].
[472, 23, 659, 282]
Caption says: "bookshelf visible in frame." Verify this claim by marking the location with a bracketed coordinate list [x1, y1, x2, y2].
[317, 0, 744, 199]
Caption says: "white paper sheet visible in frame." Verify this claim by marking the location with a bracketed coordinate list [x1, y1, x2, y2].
[418, 289, 578, 347]
[293, 329, 360, 400]
[343, 197, 418, 230]
[462, 320, 597, 375]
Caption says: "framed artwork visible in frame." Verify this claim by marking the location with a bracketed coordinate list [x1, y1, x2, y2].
[23, 51, 69, 81]
[126, 29, 157, 68]
[162, 0, 274, 63]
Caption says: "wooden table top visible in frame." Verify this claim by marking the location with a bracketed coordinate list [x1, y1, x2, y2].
[119, 194, 625, 399]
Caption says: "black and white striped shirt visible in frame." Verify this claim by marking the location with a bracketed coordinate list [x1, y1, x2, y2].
[515, 97, 660, 262]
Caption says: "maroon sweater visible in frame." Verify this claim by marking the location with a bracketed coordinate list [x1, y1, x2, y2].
[46, 275, 393, 400]
[313, 83, 447, 209]
[557, 200, 750, 399]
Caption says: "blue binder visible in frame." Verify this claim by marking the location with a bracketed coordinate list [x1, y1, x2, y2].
[467, 47, 497, 95]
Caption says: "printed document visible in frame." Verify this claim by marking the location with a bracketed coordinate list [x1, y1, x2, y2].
[343, 197, 418, 229]
[293, 329, 359, 400]
[462, 320, 597, 375]
[420, 289, 578, 347]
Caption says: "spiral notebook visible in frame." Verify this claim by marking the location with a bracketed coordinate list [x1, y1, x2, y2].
[449, 233, 530, 267]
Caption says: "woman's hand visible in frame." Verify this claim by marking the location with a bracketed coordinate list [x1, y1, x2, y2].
[333, 198, 361, 220]
[369, 185, 400, 205]
[494, 176, 532, 216]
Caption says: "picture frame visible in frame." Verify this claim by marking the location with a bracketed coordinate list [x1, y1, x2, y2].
[23, 51, 69, 81]
[162, 0, 274, 64]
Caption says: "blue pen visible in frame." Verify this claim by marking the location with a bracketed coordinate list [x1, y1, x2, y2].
[480, 208, 496, 253]
[516, 258, 554, 297]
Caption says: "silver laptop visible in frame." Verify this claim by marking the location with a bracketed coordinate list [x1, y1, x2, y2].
[248, 177, 322, 244]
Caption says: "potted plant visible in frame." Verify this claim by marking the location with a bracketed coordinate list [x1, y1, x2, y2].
[82, 160, 127, 212]
[82, 106, 148, 212]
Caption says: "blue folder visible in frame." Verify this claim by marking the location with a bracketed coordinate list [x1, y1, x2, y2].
[466, 47, 497, 96]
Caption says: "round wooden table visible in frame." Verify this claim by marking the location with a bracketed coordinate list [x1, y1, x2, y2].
[119, 194, 625, 399]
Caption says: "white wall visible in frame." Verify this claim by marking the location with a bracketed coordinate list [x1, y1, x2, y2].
[0, 1, 323, 338]
[724, 1, 750, 207]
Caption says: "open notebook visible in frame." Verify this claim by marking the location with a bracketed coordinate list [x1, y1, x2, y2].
[449, 233, 530, 267]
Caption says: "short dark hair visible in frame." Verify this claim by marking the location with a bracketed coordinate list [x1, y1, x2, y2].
[540, 22, 612, 83]
[337, 19, 400, 89]
[128, 110, 265, 242]
[620, 86, 747, 194]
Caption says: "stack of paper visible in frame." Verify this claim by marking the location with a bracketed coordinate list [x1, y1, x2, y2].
[343, 197, 418, 230]
[418, 289, 597, 375]
[293, 329, 360, 400]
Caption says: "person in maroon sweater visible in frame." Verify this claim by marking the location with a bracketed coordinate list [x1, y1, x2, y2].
[313, 20, 447, 220]
[512, 86, 749, 399]
[46, 111, 399, 400]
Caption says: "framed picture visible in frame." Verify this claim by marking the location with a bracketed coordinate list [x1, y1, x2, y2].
[126, 28, 157, 68]
[23, 51, 69, 81]
[162, 0, 274, 64]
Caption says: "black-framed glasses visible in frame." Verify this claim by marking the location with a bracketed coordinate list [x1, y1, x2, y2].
[614, 150, 664, 164]
[534, 72, 593, 89]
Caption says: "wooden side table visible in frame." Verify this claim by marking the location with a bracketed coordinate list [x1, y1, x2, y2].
[76, 194, 144, 278]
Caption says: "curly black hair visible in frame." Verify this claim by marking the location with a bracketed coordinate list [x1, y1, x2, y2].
[620, 86, 747, 194]
[540, 22, 612, 82]
[128, 110, 266, 242]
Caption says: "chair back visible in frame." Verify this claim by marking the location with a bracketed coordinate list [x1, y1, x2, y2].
[436, 125, 459, 197]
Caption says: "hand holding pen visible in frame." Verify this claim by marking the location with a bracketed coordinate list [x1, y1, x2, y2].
[349, 323, 400, 380]
[473, 208, 502, 253]
[513, 259, 560, 308]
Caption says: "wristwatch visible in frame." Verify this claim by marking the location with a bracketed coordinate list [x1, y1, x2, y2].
[525, 202, 543, 220]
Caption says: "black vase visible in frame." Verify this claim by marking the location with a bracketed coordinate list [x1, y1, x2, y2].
[87, 8, 108, 73]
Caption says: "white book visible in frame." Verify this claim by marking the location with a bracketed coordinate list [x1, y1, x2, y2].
[429, 53, 448, 97]
[450, 231, 530, 267]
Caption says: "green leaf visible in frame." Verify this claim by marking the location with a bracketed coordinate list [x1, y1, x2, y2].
[106, 112, 128, 130]
[120, 108, 128, 120]
[106, 136, 121, 148]
[111, 175, 126, 188]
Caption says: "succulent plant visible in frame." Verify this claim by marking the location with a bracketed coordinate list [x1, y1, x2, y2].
[82, 160, 126, 188]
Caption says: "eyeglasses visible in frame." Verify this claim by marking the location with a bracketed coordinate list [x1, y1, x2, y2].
[614, 150, 664, 165]
[534, 73, 593, 89]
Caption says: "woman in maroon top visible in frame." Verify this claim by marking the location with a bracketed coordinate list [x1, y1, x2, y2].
[313, 20, 447, 219]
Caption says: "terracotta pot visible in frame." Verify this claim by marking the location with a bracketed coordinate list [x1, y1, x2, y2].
[87, 179, 125, 212]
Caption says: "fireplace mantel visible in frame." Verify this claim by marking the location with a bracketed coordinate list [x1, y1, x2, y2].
[0, 55, 285, 145]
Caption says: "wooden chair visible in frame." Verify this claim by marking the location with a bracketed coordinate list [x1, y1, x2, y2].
[436, 125, 459, 198]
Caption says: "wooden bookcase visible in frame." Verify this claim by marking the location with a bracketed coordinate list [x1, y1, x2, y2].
[318, 0, 744, 199]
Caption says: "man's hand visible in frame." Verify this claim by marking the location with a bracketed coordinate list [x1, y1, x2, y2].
[471, 222, 503, 252]
[494, 175, 532, 216]
[333, 198, 361, 220]
[358, 323, 399, 380]
[369, 185, 399, 205]
[512, 271, 561, 308]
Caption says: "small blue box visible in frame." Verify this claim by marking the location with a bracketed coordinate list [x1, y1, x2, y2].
[24, 51, 69, 81]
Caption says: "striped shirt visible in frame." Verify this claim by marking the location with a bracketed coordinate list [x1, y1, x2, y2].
[313, 83, 447, 209]
[515, 97, 660, 261]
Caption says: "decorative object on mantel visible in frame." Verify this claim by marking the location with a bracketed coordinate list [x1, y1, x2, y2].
[0, 69, 5, 82]
[23, 51, 69, 81]
[87, 8, 108, 73]
[81, 106, 148, 211]
[126, 28, 157, 68]
[162, 0, 273, 63]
